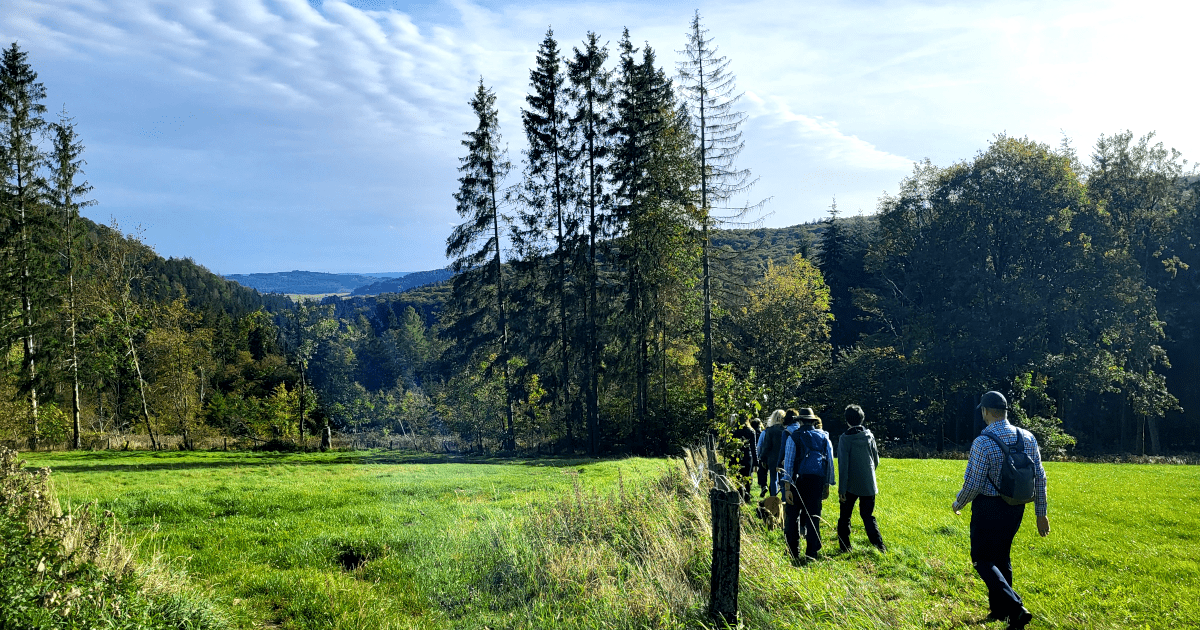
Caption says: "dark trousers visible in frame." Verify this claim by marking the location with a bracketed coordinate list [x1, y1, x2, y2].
[970, 495, 1026, 617]
[784, 474, 825, 560]
[837, 492, 884, 550]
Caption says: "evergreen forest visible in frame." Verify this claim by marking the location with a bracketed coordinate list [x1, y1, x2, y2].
[3, 16, 1199, 460]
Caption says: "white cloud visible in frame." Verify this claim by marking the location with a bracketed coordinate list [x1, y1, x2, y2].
[746, 91, 914, 172]
[4, 0, 1200, 271]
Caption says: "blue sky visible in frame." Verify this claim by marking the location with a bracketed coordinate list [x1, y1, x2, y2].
[2, 0, 1195, 273]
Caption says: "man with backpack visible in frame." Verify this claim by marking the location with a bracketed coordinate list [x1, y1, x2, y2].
[780, 408, 835, 562]
[952, 391, 1050, 630]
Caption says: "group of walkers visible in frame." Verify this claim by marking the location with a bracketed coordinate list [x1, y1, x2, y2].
[730, 390, 1050, 630]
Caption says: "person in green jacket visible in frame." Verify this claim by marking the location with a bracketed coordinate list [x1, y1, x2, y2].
[837, 404, 886, 552]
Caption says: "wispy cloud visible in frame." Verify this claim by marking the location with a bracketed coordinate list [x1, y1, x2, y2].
[2, 0, 1198, 271]
[745, 91, 914, 172]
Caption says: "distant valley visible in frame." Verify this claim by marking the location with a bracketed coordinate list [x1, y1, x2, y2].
[224, 269, 451, 296]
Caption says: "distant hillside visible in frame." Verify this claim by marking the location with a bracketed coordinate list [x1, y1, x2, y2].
[324, 282, 451, 328]
[224, 271, 409, 295]
[83, 218, 289, 316]
[350, 268, 454, 296]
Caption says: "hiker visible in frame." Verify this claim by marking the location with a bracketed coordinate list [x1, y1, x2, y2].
[780, 408, 835, 562]
[756, 409, 787, 497]
[952, 391, 1050, 630]
[837, 404, 886, 552]
[731, 414, 759, 502]
[749, 418, 766, 492]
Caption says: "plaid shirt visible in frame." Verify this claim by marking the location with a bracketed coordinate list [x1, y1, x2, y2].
[953, 418, 1048, 517]
[780, 423, 836, 487]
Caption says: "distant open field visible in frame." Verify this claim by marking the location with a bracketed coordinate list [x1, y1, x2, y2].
[23, 450, 1200, 629]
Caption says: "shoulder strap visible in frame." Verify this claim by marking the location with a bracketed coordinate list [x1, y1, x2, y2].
[981, 432, 1014, 492]
[788, 429, 807, 476]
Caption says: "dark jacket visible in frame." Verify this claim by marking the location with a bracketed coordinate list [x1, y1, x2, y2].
[837, 425, 880, 496]
[759, 423, 786, 471]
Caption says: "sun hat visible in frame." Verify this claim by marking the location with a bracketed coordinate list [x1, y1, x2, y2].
[796, 407, 821, 421]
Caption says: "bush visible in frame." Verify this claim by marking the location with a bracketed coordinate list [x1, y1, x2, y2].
[0, 447, 227, 629]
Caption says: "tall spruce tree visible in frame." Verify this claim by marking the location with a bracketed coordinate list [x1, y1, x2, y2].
[0, 42, 53, 449]
[610, 31, 699, 451]
[677, 12, 760, 423]
[48, 107, 94, 449]
[446, 79, 515, 450]
[518, 28, 578, 448]
[566, 32, 613, 455]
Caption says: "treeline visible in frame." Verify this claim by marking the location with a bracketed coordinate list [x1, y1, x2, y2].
[0, 42, 301, 449]
[421, 12, 1200, 456]
[5, 25, 1198, 457]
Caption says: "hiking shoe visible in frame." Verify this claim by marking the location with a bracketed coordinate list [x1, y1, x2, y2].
[1006, 608, 1032, 630]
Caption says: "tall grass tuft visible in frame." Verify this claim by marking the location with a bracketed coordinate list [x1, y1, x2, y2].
[477, 464, 712, 628]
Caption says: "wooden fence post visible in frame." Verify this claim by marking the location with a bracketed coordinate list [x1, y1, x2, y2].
[710, 462, 741, 626]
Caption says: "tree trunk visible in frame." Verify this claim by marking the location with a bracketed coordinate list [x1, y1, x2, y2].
[1120, 400, 1131, 453]
[702, 222, 714, 426]
[490, 175, 515, 452]
[298, 366, 306, 443]
[697, 52, 716, 428]
[585, 98, 600, 457]
[1148, 415, 1161, 455]
[129, 336, 157, 450]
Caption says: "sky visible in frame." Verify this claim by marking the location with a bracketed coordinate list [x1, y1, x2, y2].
[2, 0, 1197, 274]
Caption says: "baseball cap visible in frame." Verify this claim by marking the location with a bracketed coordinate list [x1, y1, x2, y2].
[977, 390, 1008, 411]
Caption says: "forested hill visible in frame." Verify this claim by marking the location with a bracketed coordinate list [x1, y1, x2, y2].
[82, 218, 290, 316]
[323, 282, 450, 328]
[324, 222, 836, 323]
[350, 268, 454, 296]
[224, 271, 403, 295]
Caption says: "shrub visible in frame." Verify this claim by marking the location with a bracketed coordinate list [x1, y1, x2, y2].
[0, 447, 227, 629]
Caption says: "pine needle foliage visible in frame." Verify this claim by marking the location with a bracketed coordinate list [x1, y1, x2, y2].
[0, 42, 55, 449]
[48, 107, 95, 450]
[677, 13, 764, 425]
[446, 79, 516, 450]
[565, 32, 614, 456]
[516, 28, 580, 448]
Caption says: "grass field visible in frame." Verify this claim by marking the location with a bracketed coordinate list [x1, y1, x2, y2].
[20, 450, 1200, 630]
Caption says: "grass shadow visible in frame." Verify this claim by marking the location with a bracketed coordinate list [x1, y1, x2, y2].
[28, 450, 619, 474]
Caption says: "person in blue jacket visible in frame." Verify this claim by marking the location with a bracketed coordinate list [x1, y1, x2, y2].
[780, 408, 835, 562]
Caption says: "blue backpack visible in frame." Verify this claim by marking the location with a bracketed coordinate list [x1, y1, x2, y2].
[789, 428, 828, 481]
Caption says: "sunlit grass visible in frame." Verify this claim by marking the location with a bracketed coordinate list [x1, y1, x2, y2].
[24, 450, 1200, 629]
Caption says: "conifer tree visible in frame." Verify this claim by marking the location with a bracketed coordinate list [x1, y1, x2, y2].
[48, 107, 94, 449]
[0, 42, 53, 449]
[610, 31, 699, 451]
[446, 80, 515, 450]
[566, 32, 613, 455]
[518, 28, 578, 448]
[677, 12, 760, 423]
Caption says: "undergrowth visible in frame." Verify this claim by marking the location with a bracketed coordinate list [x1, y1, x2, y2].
[0, 447, 226, 629]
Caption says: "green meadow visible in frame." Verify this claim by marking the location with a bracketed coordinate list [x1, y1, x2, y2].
[21, 450, 1200, 630]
